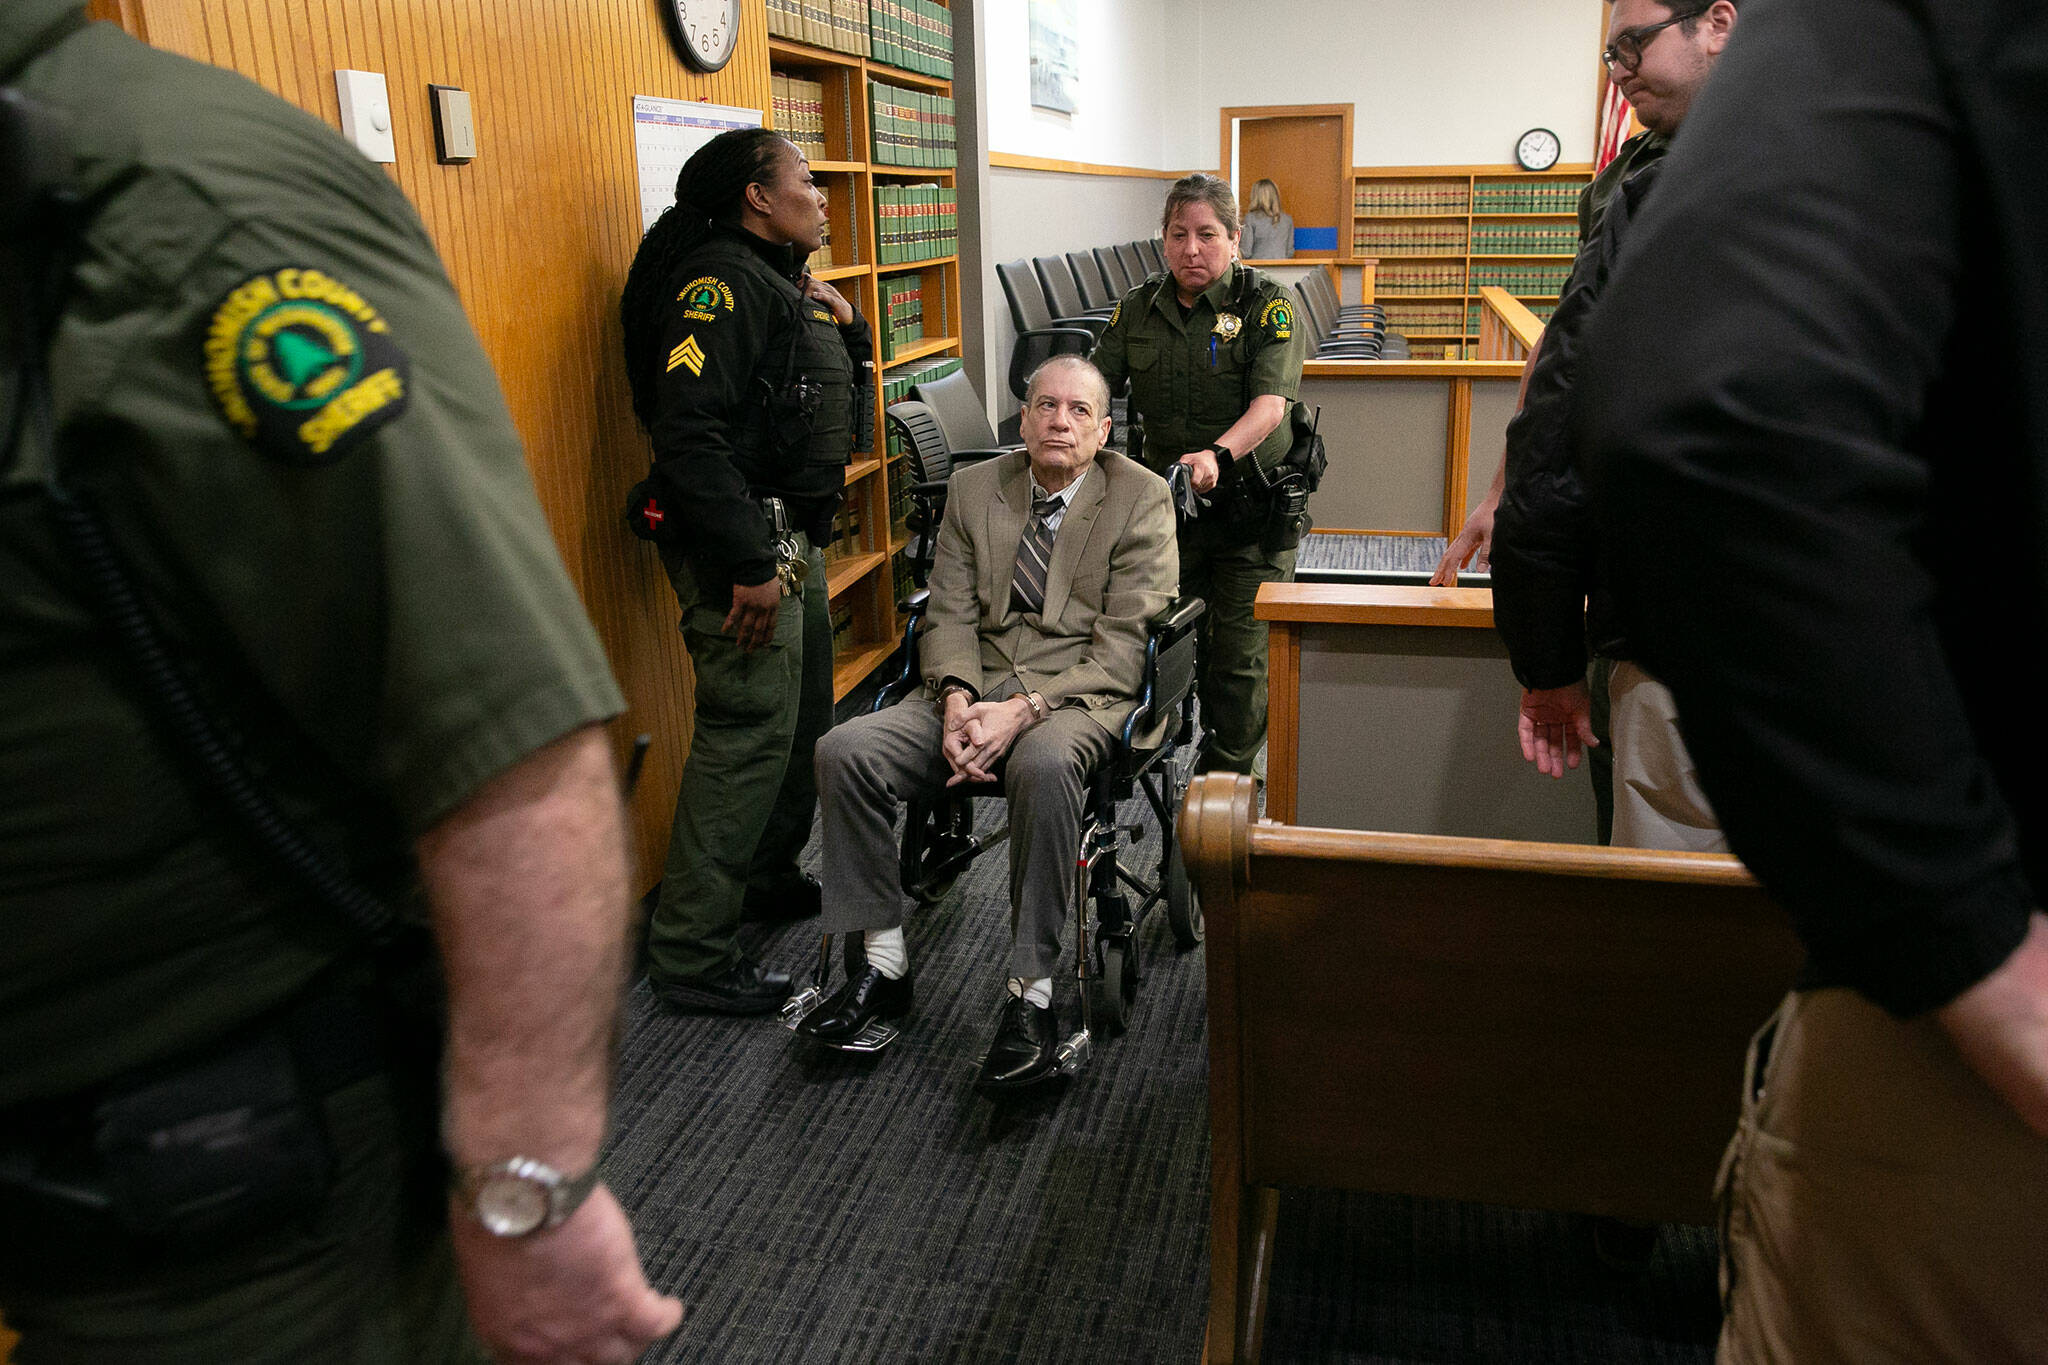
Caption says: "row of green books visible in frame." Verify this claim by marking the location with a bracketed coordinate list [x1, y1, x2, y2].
[770, 72, 831, 162]
[873, 184, 957, 264]
[763, 0, 954, 76]
[1471, 264, 1572, 294]
[1471, 225, 1578, 255]
[1473, 179, 1589, 215]
[765, 0, 872, 58]
[1352, 223, 1469, 256]
[882, 355, 963, 407]
[880, 282, 926, 361]
[869, 82, 957, 168]
[821, 498, 868, 565]
[1382, 303, 1470, 334]
[870, 0, 953, 78]
[1373, 263, 1468, 295]
[1353, 180, 1469, 217]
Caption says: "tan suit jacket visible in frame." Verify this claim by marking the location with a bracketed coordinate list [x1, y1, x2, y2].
[919, 449, 1177, 739]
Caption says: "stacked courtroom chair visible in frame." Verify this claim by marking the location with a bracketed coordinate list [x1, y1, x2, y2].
[1292, 279, 1386, 358]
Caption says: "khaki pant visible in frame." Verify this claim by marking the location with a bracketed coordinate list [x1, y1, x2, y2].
[1609, 659, 1726, 853]
[1718, 989, 2048, 1364]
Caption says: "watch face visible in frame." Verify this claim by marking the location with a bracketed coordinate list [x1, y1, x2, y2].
[1516, 128, 1562, 172]
[668, 0, 742, 73]
[477, 1173, 551, 1237]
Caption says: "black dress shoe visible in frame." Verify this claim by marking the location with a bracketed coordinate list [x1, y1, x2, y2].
[977, 997, 1061, 1091]
[797, 961, 913, 1042]
[650, 957, 793, 1015]
[742, 873, 823, 925]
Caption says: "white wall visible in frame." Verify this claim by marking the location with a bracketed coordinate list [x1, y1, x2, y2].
[1180, 0, 1605, 170]
[982, 0, 1175, 165]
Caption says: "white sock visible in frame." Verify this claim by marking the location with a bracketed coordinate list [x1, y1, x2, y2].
[864, 926, 907, 979]
[1007, 976, 1052, 1009]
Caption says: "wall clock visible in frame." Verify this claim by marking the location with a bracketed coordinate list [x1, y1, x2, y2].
[1516, 127, 1562, 172]
[666, 0, 741, 74]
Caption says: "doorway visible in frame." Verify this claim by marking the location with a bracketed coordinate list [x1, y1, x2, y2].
[1220, 103, 1353, 258]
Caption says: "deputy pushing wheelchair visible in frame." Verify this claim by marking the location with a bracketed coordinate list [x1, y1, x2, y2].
[783, 358, 1206, 1090]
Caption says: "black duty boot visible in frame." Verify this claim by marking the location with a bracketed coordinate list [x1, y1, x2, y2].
[651, 956, 794, 1015]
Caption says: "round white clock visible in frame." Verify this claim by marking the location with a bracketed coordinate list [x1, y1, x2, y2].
[1516, 127, 1562, 173]
[666, 0, 741, 74]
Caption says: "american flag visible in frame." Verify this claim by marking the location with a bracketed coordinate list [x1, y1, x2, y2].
[1595, 76, 1641, 171]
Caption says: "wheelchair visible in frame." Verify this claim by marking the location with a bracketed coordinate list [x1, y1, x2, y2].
[782, 461, 1207, 1080]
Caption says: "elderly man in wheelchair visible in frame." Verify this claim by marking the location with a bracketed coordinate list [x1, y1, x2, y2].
[790, 354, 1202, 1091]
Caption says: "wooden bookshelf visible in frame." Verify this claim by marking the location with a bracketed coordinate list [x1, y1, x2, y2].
[769, 12, 960, 699]
[1351, 162, 1592, 359]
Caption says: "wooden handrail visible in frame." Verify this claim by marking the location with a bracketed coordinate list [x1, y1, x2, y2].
[1476, 286, 1545, 361]
[1255, 581, 1494, 628]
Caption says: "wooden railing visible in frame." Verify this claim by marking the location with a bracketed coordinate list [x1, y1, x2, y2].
[1476, 285, 1545, 361]
[1183, 772, 1799, 1364]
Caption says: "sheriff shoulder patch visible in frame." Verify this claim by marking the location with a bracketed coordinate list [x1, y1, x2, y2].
[203, 267, 410, 465]
[678, 275, 736, 323]
[1108, 301, 1122, 328]
[1260, 296, 1294, 340]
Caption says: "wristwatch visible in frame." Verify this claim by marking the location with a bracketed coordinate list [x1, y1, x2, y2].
[1206, 442, 1233, 462]
[456, 1156, 602, 1237]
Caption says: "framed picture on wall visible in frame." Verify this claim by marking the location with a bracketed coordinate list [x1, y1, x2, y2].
[1029, 0, 1079, 114]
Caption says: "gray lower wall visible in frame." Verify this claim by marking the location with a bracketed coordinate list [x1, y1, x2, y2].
[1295, 622, 1597, 842]
[1301, 375, 1519, 533]
[981, 166, 1170, 421]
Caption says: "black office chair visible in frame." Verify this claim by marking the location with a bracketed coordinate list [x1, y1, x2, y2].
[1113, 242, 1150, 288]
[883, 396, 1006, 587]
[1033, 254, 1115, 320]
[994, 259, 1102, 401]
[910, 367, 1018, 457]
[1302, 268, 1382, 326]
[1067, 251, 1121, 312]
[1136, 238, 1166, 275]
[1293, 283, 1383, 358]
[1094, 245, 1135, 296]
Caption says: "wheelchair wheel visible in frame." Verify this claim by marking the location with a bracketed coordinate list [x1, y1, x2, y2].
[901, 796, 966, 906]
[1165, 839, 1204, 948]
[1094, 933, 1138, 1036]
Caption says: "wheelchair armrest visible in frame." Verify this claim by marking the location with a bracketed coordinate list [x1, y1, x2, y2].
[1151, 595, 1207, 638]
[870, 592, 933, 713]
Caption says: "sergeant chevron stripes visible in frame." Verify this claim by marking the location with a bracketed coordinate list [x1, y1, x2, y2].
[667, 335, 706, 376]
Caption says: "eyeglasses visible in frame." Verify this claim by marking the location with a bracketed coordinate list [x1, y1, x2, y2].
[1601, 8, 1702, 72]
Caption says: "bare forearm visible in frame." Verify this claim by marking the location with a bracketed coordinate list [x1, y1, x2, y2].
[1215, 393, 1288, 457]
[417, 724, 630, 1171]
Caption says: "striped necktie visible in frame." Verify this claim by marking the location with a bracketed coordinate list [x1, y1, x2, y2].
[1009, 490, 1058, 616]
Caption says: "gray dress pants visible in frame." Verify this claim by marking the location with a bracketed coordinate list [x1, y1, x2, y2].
[814, 696, 1115, 980]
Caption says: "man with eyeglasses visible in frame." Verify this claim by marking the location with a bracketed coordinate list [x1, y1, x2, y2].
[1581, 0, 2048, 1357]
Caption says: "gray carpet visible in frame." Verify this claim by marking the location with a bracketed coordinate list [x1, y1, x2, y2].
[607, 797, 1214, 1365]
[605, 792, 1721, 1364]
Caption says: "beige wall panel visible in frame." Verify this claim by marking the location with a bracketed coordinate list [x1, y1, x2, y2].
[1299, 377, 1446, 532]
[1467, 378, 1520, 517]
[126, 0, 778, 886]
[1296, 623, 1597, 843]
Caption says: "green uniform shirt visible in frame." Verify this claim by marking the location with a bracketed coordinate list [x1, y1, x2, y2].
[0, 4, 625, 1104]
[1090, 262, 1305, 473]
[1578, 130, 1670, 245]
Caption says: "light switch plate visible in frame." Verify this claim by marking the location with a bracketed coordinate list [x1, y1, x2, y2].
[429, 84, 476, 163]
[335, 69, 395, 163]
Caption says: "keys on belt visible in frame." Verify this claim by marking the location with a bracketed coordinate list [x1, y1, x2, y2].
[760, 496, 809, 596]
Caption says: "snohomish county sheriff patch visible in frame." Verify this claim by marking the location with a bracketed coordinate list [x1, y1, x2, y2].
[678, 275, 736, 323]
[1259, 296, 1293, 341]
[203, 267, 411, 466]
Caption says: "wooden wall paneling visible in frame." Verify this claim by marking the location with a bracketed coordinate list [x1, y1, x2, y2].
[122, 0, 779, 886]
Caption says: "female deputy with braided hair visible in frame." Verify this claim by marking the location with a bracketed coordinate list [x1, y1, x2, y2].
[623, 127, 873, 1015]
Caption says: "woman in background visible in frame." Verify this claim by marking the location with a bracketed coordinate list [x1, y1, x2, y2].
[1239, 179, 1294, 259]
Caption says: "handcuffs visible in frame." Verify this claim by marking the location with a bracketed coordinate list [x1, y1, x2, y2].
[761, 496, 809, 596]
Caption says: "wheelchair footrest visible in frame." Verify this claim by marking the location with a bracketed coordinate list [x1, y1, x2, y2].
[1055, 1029, 1093, 1077]
[780, 985, 827, 1030]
